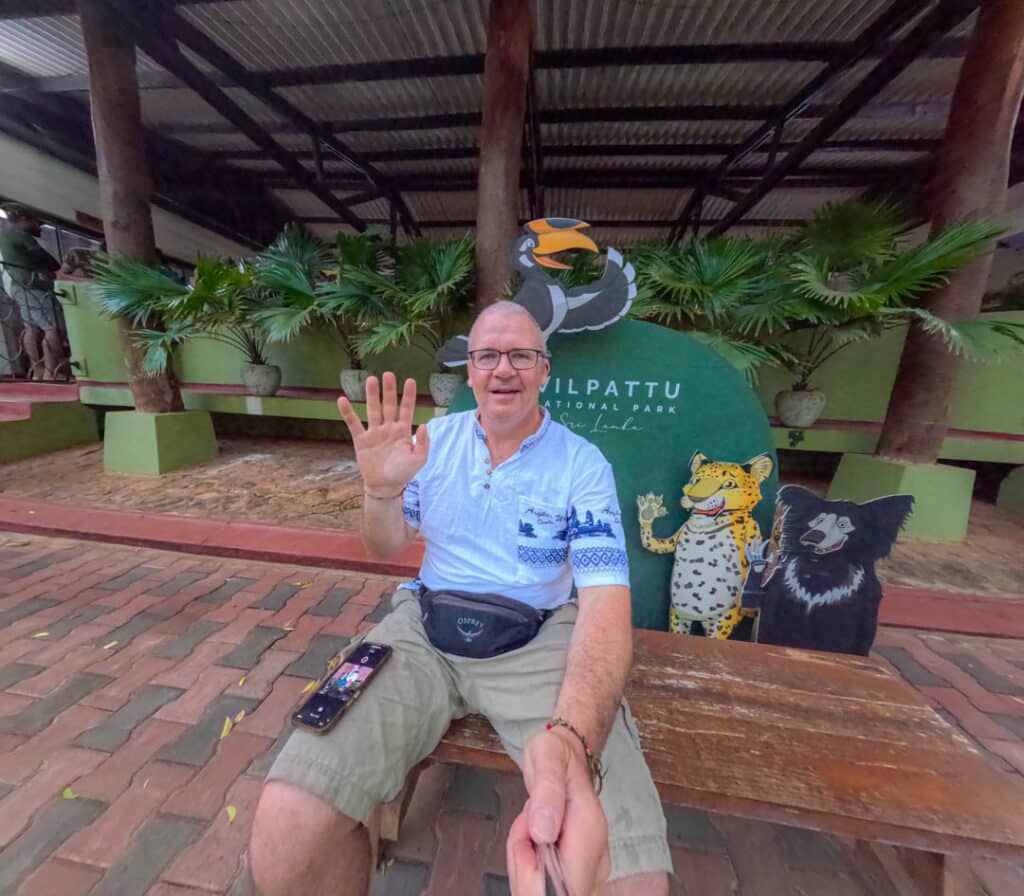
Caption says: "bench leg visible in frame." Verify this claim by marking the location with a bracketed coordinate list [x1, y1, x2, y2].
[855, 841, 964, 896]
[368, 760, 431, 869]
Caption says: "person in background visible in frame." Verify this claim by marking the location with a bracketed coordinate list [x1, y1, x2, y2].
[0, 203, 65, 380]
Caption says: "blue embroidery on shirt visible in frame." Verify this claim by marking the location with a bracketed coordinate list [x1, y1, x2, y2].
[518, 546, 569, 566]
[518, 521, 537, 538]
[520, 409, 552, 455]
[403, 505, 421, 524]
[572, 547, 629, 571]
[564, 506, 616, 540]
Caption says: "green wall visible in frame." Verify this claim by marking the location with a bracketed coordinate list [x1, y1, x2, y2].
[0, 402, 99, 465]
[57, 279, 452, 394]
[753, 312, 1024, 437]
[57, 281, 1024, 446]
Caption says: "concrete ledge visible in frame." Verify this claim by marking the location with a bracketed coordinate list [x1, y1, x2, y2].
[1, 496, 1022, 638]
[0, 401, 99, 465]
[828, 453, 976, 541]
[103, 410, 218, 475]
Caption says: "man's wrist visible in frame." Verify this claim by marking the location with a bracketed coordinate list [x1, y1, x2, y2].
[547, 717, 604, 793]
[363, 485, 405, 500]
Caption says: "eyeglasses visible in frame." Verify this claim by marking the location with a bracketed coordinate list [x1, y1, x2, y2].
[467, 348, 549, 370]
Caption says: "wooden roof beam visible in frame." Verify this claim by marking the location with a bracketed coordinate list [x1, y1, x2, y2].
[295, 217, 807, 229]
[24, 38, 972, 91]
[210, 138, 941, 163]
[158, 100, 954, 137]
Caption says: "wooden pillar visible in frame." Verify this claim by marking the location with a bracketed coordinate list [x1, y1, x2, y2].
[474, 0, 531, 310]
[875, 0, 1024, 463]
[78, 0, 183, 412]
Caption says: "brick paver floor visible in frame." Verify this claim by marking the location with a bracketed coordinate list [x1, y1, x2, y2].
[0, 532, 1023, 895]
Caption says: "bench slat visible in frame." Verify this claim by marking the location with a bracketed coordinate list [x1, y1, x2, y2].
[434, 630, 1024, 862]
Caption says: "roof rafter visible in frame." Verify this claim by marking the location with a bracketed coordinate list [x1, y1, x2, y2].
[0, 0, 206, 19]
[210, 138, 940, 164]
[709, 0, 984, 235]
[144, 2, 419, 237]
[25, 38, 971, 93]
[295, 217, 806, 230]
[94, 0, 369, 232]
[0, 63, 291, 247]
[671, 0, 937, 242]
[258, 163, 914, 191]
[159, 100, 953, 137]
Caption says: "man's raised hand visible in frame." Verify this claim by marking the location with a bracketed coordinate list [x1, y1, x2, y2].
[337, 372, 430, 496]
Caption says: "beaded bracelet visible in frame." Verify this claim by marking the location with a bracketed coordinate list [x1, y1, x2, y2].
[547, 717, 605, 794]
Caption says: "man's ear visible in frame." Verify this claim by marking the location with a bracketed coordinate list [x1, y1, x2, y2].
[690, 451, 708, 475]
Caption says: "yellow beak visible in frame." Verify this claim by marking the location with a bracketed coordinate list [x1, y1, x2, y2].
[527, 218, 599, 269]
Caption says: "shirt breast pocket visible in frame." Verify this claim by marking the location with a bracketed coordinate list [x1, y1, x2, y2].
[516, 498, 569, 584]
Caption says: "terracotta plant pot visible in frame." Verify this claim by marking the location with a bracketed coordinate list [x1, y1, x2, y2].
[775, 388, 826, 428]
[340, 369, 371, 402]
[241, 363, 282, 397]
[429, 372, 464, 407]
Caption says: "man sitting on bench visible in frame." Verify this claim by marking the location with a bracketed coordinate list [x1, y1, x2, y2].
[249, 301, 671, 895]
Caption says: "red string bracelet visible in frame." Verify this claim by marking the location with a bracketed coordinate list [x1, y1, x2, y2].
[547, 717, 605, 794]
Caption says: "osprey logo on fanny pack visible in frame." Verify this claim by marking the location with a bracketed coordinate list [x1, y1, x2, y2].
[456, 616, 485, 642]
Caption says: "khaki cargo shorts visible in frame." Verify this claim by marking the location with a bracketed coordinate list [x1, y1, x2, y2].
[267, 590, 671, 881]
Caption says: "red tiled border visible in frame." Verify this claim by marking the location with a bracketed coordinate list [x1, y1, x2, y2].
[1, 495, 1022, 638]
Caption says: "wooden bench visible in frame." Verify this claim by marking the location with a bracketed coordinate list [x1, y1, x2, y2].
[375, 630, 1024, 895]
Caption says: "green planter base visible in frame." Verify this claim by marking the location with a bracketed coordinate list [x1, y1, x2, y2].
[104, 410, 218, 475]
[997, 466, 1024, 519]
[827, 453, 975, 541]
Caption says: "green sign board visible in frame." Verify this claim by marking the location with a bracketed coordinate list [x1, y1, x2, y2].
[451, 319, 778, 630]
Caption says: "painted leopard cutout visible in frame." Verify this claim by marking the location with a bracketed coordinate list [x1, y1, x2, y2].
[637, 450, 773, 639]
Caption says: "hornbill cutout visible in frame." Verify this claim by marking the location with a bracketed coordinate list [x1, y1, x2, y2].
[436, 218, 637, 367]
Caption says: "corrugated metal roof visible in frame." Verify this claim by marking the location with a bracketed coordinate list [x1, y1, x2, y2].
[539, 62, 826, 109]
[539, 120, 760, 148]
[181, 0, 487, 71]
[0, 0, 986, 237]
[534, 0, 896, 49]
[277, 76, 483, 122]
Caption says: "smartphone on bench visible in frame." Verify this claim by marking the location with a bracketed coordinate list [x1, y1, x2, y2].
[292, 642, 392, 734]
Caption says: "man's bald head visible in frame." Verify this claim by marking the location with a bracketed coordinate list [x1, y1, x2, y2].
[468, 300, 547, 352]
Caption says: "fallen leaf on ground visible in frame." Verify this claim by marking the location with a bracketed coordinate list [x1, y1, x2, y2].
[226, 805, 237, 823]
[234, 710, 246, 723]
[220, 716, 234, 739]
[31, 632, 49, 638]
[302, 680, 318, 694]
[62, 787, 77, 799]
[103, 641, 118, 650]
[238, 676, 246, 687]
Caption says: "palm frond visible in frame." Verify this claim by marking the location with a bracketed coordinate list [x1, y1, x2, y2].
[258, 224, 329, 279]
[859, 218, 1005, 305]
[90, 255, 189, 326]
[900, 309, 1024, 361]
[799, 198, 909, 268]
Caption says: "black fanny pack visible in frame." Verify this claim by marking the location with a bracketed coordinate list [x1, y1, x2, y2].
[419, 588, 552, 659]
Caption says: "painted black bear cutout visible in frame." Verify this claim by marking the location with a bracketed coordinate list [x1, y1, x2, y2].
[742, 485, 913, 656]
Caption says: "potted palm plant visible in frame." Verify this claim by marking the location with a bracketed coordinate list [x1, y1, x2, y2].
[321, 235, 475, 406]
[253, 227, 379, 402]
[91, 255, 283, 396]
[630, 200, 1018, 427]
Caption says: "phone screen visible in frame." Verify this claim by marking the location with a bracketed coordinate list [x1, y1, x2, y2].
[292, 642, 391, 732]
